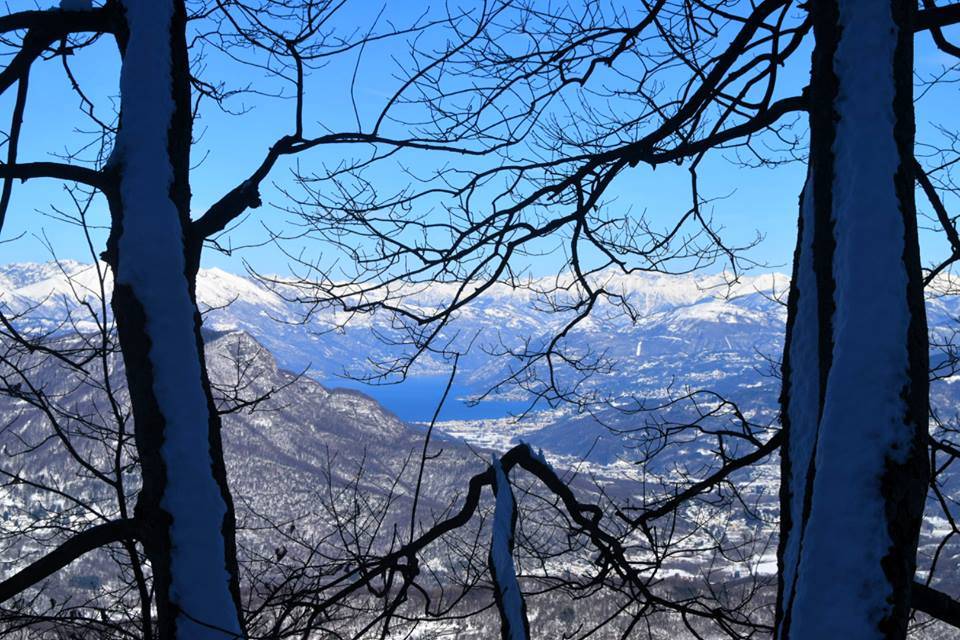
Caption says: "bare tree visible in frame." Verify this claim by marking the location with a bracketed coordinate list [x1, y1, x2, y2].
[777, 1, 928, 637]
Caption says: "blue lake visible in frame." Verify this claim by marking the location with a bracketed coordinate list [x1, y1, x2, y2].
[329, 375, 534, 423]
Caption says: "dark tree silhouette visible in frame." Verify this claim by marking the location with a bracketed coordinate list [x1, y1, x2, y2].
[777, 1, 929, 637]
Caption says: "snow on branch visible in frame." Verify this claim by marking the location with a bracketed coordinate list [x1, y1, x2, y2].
[488, 455, 530, 640]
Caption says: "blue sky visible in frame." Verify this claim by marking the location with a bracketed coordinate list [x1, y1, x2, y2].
[1, 2, 958, 280]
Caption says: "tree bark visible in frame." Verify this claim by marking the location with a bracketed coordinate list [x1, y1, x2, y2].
[105, 1, 244, 638]
[776, 1, 929, 638]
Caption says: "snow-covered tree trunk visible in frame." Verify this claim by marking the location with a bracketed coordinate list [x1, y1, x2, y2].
[776, 1, 929, 638]
[105, 1, 244, 638]
[489, 458, 530, 640]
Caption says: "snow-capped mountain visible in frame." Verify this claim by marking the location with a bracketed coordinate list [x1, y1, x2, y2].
[0, 261, 791, 407]
[4, 260, 960, 463]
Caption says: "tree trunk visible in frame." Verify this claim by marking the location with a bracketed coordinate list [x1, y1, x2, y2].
[105, 1, 244, 637]
[776, 1, 929, 638]
[489, 458, 530, 640]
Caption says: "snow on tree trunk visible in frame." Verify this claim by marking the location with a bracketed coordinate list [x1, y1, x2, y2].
[776, 1, 929, 638]
[776, 172, 822, 636]
[107, 1, 244, 638]
[489, 457, 530, 640]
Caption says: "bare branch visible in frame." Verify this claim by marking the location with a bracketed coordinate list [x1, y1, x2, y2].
[0, 519, 135, 604]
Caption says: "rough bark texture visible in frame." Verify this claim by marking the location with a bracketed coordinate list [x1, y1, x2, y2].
[775, 176, 820, 638]
[775, 0, 840, 631]
[105, 1, 244, 637]
[884, 0, 931, 632]
[776, 1, 929, 638]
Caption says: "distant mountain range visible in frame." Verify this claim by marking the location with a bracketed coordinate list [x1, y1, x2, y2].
[5, 260, 960, 463]
[0, 261, 792, 412]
